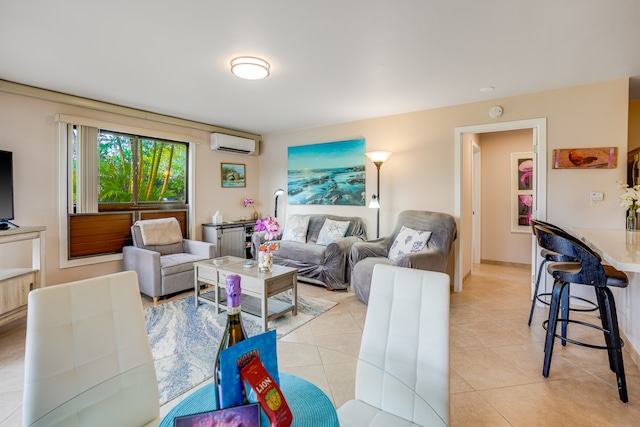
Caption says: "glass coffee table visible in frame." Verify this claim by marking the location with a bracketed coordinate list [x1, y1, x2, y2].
[194, 256, 298, 331]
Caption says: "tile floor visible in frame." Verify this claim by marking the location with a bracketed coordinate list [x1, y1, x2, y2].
[2, 263, 640, 426]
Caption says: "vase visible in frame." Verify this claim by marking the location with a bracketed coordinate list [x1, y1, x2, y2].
[627, 209, 637, 231]
[258, 249, 273, 273]
[253, 211, 259, 221]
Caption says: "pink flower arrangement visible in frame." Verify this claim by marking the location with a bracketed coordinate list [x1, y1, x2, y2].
[242, 197, 255, 208]
[255, 216, 280, 241]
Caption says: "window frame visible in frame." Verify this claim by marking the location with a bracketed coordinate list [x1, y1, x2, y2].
[57, 114, 198, 268]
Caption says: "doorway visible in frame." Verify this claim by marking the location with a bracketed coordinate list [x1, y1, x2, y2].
[454, 118, 547, 293]
[472, 142, 481, 264]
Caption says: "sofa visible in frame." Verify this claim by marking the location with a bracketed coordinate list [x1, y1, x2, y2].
[251, 214, 367, 290]
[349, 210, 457, 304]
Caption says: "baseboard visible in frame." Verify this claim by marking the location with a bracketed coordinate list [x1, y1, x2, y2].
[620, 329, 640, 369]
[479, 259, 531, 269]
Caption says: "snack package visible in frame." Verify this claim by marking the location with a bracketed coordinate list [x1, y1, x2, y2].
[240, 357, 293, 427]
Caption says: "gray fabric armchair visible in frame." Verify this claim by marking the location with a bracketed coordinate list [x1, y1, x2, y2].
[349, 210, 457, 304]
[123, 218, 215, 301]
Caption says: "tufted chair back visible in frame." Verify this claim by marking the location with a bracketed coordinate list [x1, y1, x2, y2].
[338, 264, 450, 426]
[23, 271, 160, 427]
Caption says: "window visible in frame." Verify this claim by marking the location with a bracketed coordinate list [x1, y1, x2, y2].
[64, 124, 190, 260]
[71, 128, 188, 210]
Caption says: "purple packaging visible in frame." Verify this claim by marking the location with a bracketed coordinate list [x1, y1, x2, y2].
[226, 274, 242, 307]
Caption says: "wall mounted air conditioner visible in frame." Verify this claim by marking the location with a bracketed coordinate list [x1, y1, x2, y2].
[210, 133, 257, 155]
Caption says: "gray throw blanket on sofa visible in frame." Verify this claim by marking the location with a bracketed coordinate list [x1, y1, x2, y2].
[252, 214, 367, 290]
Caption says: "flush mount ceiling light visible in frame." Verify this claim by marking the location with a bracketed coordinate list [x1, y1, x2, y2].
[230, 56, 270, 80]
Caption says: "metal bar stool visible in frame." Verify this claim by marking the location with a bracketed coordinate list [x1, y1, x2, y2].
[536, 224, 628, 402]
[529, 220, 599, 344]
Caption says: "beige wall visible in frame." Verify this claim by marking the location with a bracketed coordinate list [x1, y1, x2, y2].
[630, 99, 640, 151]
[259, 78, 630, 281]
[478, 129, 532, 265]
[0, 78, 631, 286]
[0, 90, 259, 285]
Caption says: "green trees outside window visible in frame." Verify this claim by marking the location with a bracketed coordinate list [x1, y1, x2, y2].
[97, 131, 187, 206]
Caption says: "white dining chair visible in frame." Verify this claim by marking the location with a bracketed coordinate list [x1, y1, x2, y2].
[338, 264, 450, 426]
[23, 271, 160, 427]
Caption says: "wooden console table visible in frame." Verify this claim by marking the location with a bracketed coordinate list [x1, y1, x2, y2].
[0, 226, 46, 327]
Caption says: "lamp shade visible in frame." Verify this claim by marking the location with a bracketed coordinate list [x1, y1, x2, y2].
[369, 195, 380, 209]
[231, 57, 270, 80]
[365, 151, 392, 164]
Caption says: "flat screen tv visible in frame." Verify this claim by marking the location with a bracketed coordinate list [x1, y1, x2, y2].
[0, 150, 15, 230]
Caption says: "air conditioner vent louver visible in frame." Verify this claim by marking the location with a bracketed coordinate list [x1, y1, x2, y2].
[210, 133, 257, 155]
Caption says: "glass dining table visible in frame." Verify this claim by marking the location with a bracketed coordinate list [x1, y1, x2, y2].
[159, 341, 448, 427]
[27, 362, 160, 427]
[28, 343, 445, 426]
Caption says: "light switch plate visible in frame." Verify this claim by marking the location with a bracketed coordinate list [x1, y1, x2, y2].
[590, 191, 603, 205]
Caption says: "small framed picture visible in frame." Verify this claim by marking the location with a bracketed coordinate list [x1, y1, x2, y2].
[221, 163, 246, 188]
[552, 147, 618, 169]
[511, 152, 534, 233]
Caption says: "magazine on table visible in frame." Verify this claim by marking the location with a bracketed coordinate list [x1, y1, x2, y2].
[173, 403, 260, 427]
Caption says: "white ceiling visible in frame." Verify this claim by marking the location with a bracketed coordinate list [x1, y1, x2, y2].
[1, 0, 640, 135]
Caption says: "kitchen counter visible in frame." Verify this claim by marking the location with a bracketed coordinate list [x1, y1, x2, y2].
[573, 227, 640, 272]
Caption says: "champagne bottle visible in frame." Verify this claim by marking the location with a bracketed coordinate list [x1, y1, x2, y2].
[214, 274, 248, 408]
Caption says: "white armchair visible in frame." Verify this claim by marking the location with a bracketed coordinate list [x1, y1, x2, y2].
[22, 271, 160, 427]
[337, 264, 450, 426]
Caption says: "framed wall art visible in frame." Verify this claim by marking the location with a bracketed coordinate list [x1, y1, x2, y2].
[221, 163, 246, 188]
[552, 147, 618, 169]
[511, 152, 533, 233]
[287, 138, 366, 205]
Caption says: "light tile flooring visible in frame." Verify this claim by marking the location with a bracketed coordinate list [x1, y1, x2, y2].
[2, 263, 640, 426]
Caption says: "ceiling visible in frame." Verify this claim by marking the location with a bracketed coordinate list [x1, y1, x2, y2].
[1, 1, 640, 136]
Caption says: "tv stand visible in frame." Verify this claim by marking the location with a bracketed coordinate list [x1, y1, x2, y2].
[0, 226, 46, 327]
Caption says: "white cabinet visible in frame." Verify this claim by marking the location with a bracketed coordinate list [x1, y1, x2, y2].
[0, 226, 45, 327]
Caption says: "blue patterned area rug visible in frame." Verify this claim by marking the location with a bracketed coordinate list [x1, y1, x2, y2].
[145, 292, 336, 405]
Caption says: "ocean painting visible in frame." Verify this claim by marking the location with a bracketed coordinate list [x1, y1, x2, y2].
[288, 138, 365, 205]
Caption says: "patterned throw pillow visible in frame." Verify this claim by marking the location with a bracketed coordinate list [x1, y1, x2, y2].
[281, 215, 310, 243]
[316, 219, 350, 246]
[388, 226, 432, 261]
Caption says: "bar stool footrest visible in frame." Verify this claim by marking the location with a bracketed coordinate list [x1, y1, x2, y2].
[536, 293, 599, 312]
[542, 318, 624, 350]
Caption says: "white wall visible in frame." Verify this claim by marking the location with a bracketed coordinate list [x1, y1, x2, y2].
[258, 78, 630, 281]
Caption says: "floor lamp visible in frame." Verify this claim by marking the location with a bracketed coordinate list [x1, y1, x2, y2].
[274, 188, 284, 218]
[365, 151, 392, 238]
